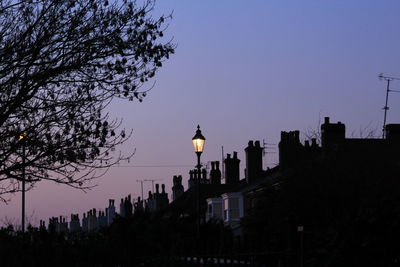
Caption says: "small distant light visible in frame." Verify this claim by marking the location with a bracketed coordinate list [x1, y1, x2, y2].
[19, 132, 27, 140]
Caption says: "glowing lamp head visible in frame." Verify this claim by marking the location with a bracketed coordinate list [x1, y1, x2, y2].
[192, 125, 205, 153]
[19, 132, 27, 140]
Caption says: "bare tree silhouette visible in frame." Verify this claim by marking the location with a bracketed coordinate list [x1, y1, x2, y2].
[303, 114, 379, 145]
[0, 0, 174, 201]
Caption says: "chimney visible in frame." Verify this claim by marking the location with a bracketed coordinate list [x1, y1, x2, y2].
[188, 170, 195, 189]
[215, 161, 222, 184]
[210, 161, 221, 185]
[202, 168, 207, 182]
[225, 152, 240, 185]
[172, 175, 184, 201]
[193, 169, 198, 181]
[280, 130, 310, 168]
[311, 138, 317, 147]
[321, 117, 345, 149]
[386, 124, 400, 142]
[294, 131, 300, 143]
[209, 162, 216, 183]
[245, 141, 263, 183]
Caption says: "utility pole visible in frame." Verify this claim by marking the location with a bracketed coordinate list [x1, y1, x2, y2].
[297, 226, 304, 267]
[136, 180, 144, 200]
[19, 132, 27, 234]
[221, 146, 225, 181]
[21, 140, 25, 234]
[378, 73, 400, 138]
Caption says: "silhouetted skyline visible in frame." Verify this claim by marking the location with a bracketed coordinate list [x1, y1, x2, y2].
[2, 0, 400, 226]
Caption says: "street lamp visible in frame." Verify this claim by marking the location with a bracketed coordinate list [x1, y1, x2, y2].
[297, 225, 304, 267]
[192, 125, 205, 236]
[19, 132, 27, 233]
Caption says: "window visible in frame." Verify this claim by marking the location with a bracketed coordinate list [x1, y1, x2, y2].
[229, 198, 239, 219]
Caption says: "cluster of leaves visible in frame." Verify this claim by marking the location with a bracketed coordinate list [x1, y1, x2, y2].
[0, 0, 174, 200]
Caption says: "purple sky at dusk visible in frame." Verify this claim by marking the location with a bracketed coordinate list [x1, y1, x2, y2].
[2, 0, 400, 226]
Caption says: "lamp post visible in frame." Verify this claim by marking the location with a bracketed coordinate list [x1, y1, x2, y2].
[19, 132, 27, 233]
[192, 125, 205, 236]
[297, 225, 304, 267]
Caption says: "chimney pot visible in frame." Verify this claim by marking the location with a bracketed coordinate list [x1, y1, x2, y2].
[225, 151, 240, 185]
[294, 131, 300, 142]
[245, 139, 263, 183]
[311, 138, 317, 146]
[202, 168, 207, 179]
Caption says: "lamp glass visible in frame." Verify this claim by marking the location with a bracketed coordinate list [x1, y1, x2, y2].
[192, 138, 205, 153]
[192, 125, 205, 153]
[19, 132, 27, 140]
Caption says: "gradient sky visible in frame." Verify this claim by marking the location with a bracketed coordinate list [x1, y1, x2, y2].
[2, 0, 400, 226]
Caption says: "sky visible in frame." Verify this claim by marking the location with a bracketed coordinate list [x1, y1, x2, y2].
[2, 0, 400, 226]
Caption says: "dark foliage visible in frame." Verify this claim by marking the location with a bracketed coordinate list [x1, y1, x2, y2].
[0, 0, 174, 200]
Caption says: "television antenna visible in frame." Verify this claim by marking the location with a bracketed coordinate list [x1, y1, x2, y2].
[144, 179, 162, 193]
[136, 180, 145, 200]
[378, 73, 400, 138]
[263, 139, 276, 169]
